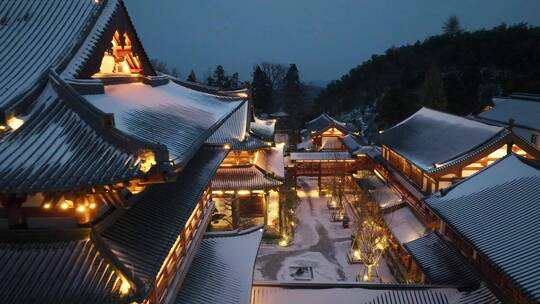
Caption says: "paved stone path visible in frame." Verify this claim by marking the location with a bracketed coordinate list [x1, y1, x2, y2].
[254, 178, 359, 281]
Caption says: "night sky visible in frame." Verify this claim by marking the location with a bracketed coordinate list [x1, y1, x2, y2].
[125, 0, 540, 83]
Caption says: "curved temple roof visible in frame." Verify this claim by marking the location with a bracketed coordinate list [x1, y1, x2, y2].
[84, 81, 245, 167]
[0, 0, 99, 111]
[305, 113, 356, 135]
[212, 165, 282, 191]
[426, 154, 540, 302]
[0, 236, 124, 303]
[100, 146, 227, 288]
[250, 116, 276, 140]
[175, 228, 263, 304]
[0, 78, 165, 194]
[477, 97, 540, 131]
[376, 107, 505, 172]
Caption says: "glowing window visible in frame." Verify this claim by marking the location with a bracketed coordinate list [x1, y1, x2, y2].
[96, 31, 142, 76]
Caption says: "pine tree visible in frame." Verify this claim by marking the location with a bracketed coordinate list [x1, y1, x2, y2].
[213, 65, 227, 88]
[206, 76, 215, 86]
[443, 15, 462, 36]
[419, 64, 447, 110]
[252, 66, 273, 113]
[229, 72, 240, 89]
[187, 70, 197, 83]
[283, 64, 304, 140]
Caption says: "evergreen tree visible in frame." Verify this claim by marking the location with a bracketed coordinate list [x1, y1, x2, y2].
[443, 15, 462, 36]
[419, 64, 447, 110]
[213, 65, 227, 88]
[229, 72, 240, 89]
[187, 70, 197, 83]
[444, 70, 467, 114]
[206, 76, 215, 86]
[252, 66, 273, 113]
[283, 64, 304, 140]
[377, 88, 420, 129]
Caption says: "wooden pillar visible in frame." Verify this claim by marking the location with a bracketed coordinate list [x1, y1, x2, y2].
[318, 175, 322, 195]
[232, 195, 240, 229]
[263, 192, 269, 226]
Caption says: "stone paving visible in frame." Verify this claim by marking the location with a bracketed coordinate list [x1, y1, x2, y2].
[254, 177, 395, 282]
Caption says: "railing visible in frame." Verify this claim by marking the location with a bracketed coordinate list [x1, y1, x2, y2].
[370, 160, 437, 228]
[150, 189, 212, 303]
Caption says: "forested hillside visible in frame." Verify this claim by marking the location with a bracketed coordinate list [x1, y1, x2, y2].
[314, 21, 540, 135]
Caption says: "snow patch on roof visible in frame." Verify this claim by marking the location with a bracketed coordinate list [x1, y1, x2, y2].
[84, 82, 243, 163]
[377, 107, 504, 171]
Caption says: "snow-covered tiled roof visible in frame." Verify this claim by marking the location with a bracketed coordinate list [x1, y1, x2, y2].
[0, 77, 167, 193]
[211, 165, 282, 191]
[256, 144, 285, 178]
[305, 113, 357, 135]
[477, 97, 540, 131]
[101, 146, 227, 288]
[175, 228, 263, 304]
[251, 283, 499, 304]
[84, 81, 244, 166]
[0, 236, 124, 303]
[0, 0, 100, 111]
[290, 151, 354, 161]
[384, 206, 425, 244]
[251, 116, 276, 140]
[404, 231, 479, 287]
[61, 0, 122, 78]
[376, 107, 505, 172]
[426, 154, 540, 303]
[340, 134, 367, 155]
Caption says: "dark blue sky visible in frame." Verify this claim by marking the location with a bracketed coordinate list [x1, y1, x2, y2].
[126, 0, 540, 83]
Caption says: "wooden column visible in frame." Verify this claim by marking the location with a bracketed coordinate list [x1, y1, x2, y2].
[318, 175, 322, 195]
[263, 192, 269, 226]
[232, 195, 240, 229]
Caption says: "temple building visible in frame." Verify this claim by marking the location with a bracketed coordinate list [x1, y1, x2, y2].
[0, 1, 262, 303]
[299, 113, 360, 151]
[289, 113, 367, 193]
[374, 107, 540, 226]
[473, 93, 540, 148]
[425, 154, 540, 303]
[206, 100, 284, 235]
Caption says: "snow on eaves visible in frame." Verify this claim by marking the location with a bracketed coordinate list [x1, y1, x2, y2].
[0, 0, 99, 111]
[84, 81, 245, 165]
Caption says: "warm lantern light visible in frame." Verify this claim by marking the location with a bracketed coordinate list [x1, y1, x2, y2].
[138, 151, 156, 173]
[89, 203, 97, 209]
[278, 234, 291, 247]
[43, 203, 51, 210]
[76, 205, 86, 213]
[60, 201, 70, 210]
[6, 116, 24, 130]
[119, 277, 131, 296]
[237, 190, 251, 196]
[223, 144, 231, 150]
[212, 190, 224, 195]
[236, 92, 249, 98]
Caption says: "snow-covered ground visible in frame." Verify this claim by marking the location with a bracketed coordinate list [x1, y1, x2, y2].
[254, 177, 395, 283]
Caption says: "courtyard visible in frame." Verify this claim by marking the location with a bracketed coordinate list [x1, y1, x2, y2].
[254, 177, 396, 283]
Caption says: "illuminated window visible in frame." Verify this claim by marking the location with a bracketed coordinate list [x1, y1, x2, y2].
[96, 31, 142, 76]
